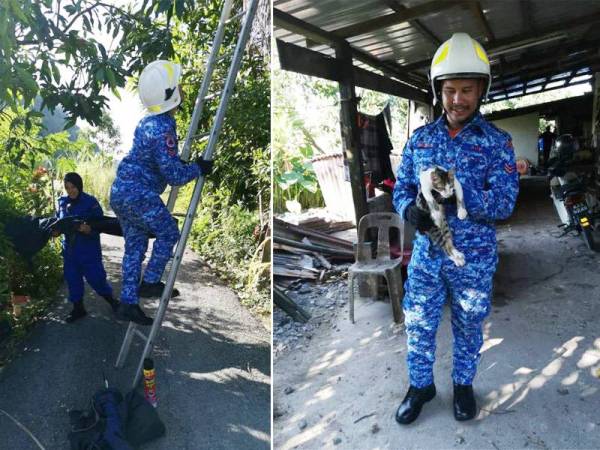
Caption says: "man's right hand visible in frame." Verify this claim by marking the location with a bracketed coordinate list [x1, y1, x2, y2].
[405, 203, 434, 233]
[194, 156, 214, 176]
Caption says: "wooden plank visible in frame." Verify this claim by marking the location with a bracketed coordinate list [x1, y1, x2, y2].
[274, 286, 311, 323]
[274, 235, 354, 258]
[276, 39, 429, 103]
[274, 218, 354, 250]
[312, 252, 332, 270]
[273, 242, 313, 254]
[274, 266, 317, 279]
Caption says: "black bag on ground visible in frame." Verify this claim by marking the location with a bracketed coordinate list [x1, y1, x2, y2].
[68, 388, 166, 450]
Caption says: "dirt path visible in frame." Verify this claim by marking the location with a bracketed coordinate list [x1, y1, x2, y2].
[273, 178, 600, 450]
[0, 234, 271, 449]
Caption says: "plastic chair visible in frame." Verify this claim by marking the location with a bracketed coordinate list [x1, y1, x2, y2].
[348, 212, 405, 324]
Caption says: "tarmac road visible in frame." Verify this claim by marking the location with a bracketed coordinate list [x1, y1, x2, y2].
[0, 234, 271, 450]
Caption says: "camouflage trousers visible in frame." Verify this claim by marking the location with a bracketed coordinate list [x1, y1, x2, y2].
[111, 192, 179, 304]
[403, 240, 497, 387]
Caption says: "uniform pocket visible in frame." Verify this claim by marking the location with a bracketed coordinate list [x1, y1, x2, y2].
[456, 145, 488, 189]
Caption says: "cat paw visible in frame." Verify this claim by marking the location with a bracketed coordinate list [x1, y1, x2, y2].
[457, 208, 468, 220]
[450, 250, 465, 267]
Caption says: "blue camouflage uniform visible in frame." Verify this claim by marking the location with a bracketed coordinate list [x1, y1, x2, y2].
[393, 112, 519, 388]
[58, 192, 113, 303]
[110, 112, 199, 304]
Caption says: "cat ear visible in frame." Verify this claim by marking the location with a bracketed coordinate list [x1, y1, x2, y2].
[447, 168, 455, 179]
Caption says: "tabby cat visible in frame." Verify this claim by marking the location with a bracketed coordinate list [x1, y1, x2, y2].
[417, 167, 467, 266]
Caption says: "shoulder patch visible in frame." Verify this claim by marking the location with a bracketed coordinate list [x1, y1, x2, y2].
[165, 133, 177, 156]
[486, 121, 512, 140]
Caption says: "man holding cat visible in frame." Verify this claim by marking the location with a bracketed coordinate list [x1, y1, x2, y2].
[392, 32, 519, 424]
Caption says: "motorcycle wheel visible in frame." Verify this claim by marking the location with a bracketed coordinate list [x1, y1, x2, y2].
[581, 226, 596, 251]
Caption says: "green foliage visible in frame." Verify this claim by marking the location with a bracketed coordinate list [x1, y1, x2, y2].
[1, 0, 271, 327]
[0, 188, 62, 358]
[0, 0, 199, 131]
[272, 64, 409, 212]
[182, 189, 269, 315]
[163, 0, 270, 314]
[72, 155, 116, 210]
[273, 144, 324, 213]
[172, 0, 270, 210]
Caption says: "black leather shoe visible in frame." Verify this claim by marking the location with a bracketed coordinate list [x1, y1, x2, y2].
[139, 281, 180, 298]
[395, 384, 436, 425]
[116, 303, 153, 326]
[101, 295, 119, 313]
[453, 383, 477, 421]
[65, 302, 87, 323]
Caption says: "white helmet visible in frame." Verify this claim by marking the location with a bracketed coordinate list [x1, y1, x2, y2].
[138, 60, 182, 115]
[430, 32, 491, 104]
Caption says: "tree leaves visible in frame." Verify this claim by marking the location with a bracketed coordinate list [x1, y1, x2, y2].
[2, 0, 172, 126]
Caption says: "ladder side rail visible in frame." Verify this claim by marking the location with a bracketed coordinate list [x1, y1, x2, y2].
[166, 0, 235, 211]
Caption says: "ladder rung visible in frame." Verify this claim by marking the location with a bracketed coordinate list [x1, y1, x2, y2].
[216, 53, 231, 63]
[225, 9, 245, 24]
[193, 131, 210, 141]
[134, 328, 148, 341]
[204, 91, 222, 100]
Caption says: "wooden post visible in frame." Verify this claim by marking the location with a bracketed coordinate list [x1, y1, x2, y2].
[592, 73, 600, 149]
[335, 42, 368, 227]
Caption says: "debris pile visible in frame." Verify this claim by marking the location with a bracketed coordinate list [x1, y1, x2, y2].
[273, 217, 355, 325]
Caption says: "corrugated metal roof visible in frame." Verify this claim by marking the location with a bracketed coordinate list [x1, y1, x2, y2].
[274, 0, 600, 102]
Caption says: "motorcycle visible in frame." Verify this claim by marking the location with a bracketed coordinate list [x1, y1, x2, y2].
[547, 135, 599, 251]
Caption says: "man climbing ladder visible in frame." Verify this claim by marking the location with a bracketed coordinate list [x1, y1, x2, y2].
[115, 0, 260, 387]
[110, 60, 213, 326]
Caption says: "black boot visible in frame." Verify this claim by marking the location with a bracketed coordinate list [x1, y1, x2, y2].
[139, 281, 180, 298]
[453, 383, 477, 421]
[115, 303, 153, 326]
[395, 383, 436, 425]
[65, 301, 87, 323]
[101, 294, 119, 313]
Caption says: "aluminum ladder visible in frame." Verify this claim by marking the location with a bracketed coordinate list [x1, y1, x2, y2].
[115, 0, 260, 387]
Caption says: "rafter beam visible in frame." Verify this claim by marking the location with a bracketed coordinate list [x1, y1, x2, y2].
[490, 40, 600, 83]
[276, 39, 430, 103]
[381, 0, 441, 46]
[393, 11, 600, 70]
[330, 1, 468, 39]
[490, 66, 596, 97]
[273, 8, 428, 88]
[468, 1, 494, 42]
[520, 0, 536, 33]
[488, 77, 592, 101]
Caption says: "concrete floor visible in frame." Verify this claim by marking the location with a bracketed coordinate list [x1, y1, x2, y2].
[274, 177, 600, 450]
[0, 235, 270, 449]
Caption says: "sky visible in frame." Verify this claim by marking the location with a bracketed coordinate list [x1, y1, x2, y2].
[71, 0, 145, 156]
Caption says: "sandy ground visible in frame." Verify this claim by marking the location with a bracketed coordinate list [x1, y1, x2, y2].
[273, 177, 600, 450]
[0, 234, 271, 449]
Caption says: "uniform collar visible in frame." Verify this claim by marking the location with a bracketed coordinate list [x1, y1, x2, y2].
[158, 112, 176, 126]
[434, 111, 485, 136]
